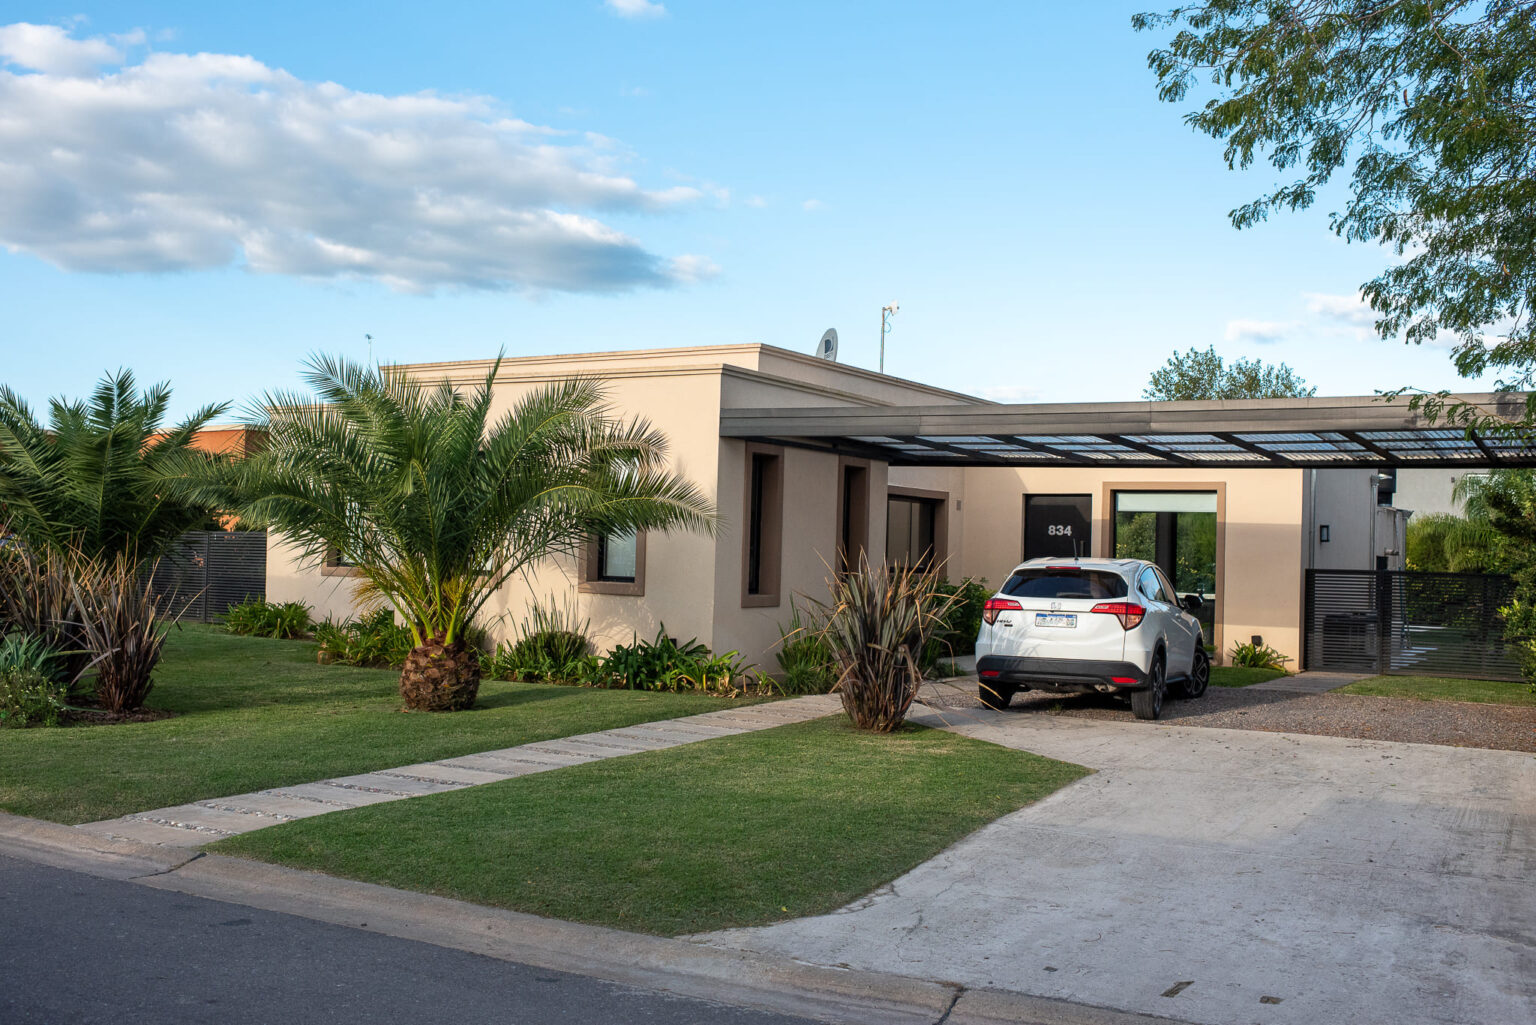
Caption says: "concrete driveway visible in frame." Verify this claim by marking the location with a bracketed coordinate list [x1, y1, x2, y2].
[700, 707, 1536, 1025]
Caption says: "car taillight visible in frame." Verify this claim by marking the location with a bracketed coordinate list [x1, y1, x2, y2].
[1090, 602, 1146, 630]
[982, 597, 1022, 625]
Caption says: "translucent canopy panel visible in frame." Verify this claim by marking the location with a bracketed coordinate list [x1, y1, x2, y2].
[1113, 491, 1219, 514]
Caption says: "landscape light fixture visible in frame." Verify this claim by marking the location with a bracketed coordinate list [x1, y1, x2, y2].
[879, 302, 899, 374]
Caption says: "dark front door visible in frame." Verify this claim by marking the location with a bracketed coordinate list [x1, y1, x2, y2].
[1023, 494, 1092, 560]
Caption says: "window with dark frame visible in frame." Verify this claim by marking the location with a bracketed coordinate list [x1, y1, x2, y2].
[743, 447, 783, 604]
[886, 494, 940, 570]
[596, 530, 638, 583]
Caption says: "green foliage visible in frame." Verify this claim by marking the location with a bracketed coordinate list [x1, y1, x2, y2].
[928, 577, 991, 658]
[314, 610, 416, 669]
[773, 602, 838, 695]
[189, 355, 715, 669]
[0, 632, 67, 681]
[0, 667, 68, 728]
[1143, 346, 1316, 401]
[1405, 512, 1503, 572]
[483, 600, 593, 683]
[810, 556, 960, 732]
[1136, 4, 1536, 410]
[220, 600, 313, 639]
[584, 626, 758, 696]
[0, 369, 227, 559]
[1227, 641, 1291, 671]
[0, 546, 94, 689]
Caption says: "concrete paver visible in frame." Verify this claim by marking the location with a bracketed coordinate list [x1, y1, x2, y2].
[699, 705, 1536, 1025]
[76, 694, 842, 848]
[1247, 670, 1367, 693]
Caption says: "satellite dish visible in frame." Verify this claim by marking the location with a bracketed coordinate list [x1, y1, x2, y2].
[816, 328, 839, 362]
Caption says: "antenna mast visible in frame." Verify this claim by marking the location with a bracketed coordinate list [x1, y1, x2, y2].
[879, 302, 899, 374]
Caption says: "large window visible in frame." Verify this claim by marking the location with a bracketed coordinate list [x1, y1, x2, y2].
[887, 493, 943, 570]
[1113, 490, 1217, 633]
[741, 446, 783, 606]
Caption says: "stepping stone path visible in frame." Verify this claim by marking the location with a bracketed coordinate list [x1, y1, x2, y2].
[75, 694, 843, 848]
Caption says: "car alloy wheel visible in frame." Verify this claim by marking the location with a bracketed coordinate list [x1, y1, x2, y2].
[1131, 656, 1165, 720]
[1183, 648, 1210, 699]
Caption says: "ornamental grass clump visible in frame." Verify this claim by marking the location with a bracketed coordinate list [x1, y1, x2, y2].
[813, 556, 959, 733]
[70, 554, 172, 714]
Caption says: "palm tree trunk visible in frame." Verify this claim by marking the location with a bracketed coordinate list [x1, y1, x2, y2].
[399, 636, 481, 711]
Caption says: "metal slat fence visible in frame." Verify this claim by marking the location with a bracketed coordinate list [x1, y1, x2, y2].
[1304, 569, 1522, 681]
[150, 530, 267, 622]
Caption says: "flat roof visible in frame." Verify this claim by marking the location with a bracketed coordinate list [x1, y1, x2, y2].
[720, 393, 1536, 468]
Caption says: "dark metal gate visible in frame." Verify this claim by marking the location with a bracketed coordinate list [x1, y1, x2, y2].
[151, 530, 267, 622]
[1304, 569, 1522, 680]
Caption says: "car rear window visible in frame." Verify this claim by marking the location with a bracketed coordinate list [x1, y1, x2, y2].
[1001, 568, 1128, 600]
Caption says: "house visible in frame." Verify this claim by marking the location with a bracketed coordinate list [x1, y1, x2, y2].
[266, 343, 1526, 668]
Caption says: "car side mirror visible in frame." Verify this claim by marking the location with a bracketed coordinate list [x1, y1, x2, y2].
[1180, 594, 1204, 611]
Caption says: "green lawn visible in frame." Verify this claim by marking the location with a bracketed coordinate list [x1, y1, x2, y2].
[1210, 666, 1288, 687]
[1338, 674, 1536, 706]
[0, 626, 773, 825]
[214, 717, 1089, 936]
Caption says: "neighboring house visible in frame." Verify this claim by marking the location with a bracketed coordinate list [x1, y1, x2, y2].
[265, 344, 1522, 668]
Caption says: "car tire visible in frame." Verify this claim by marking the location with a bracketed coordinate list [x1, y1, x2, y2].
[1131, 655, 1166, 720]
[979, 682, 1015, 710]
[1180, 646, 1210, 699]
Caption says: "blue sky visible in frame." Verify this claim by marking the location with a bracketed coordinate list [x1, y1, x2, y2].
[0, 2, 1492, 421]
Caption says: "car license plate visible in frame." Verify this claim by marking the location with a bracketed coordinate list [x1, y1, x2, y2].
[1035, 613, 1076, 628]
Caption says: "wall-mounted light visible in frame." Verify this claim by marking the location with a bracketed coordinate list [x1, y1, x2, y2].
[1319, 524, 1330, 543]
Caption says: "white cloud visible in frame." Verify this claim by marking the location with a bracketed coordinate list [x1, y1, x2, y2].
[605, 0, 667, 19]
[975, 384, 1040, 403]
[744, 195, 767, 208]
[802, 199, 824, 212]
[667, 254, 720, 283]
[0, 22, 711, 293]
[1305, 291, 1377, 329]
[1223, 319, 1290, 344]
[0, 22, 121, 75]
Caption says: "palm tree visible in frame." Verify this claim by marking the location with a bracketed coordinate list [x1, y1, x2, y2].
[0, 370, 228, 559]
[204, 355, 715, 711]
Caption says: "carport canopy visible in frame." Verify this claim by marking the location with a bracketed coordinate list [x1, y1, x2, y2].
[720, 393, 1536, 469]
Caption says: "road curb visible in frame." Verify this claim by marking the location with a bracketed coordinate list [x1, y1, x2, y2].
[0, 811, 200, 879]
[0, 811, 1191, 1025]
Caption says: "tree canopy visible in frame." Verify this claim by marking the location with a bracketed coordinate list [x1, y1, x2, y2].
[0, 370, 227, 560]
[1144, 346, 1317, 399]
[1136, 2, 1536, 420]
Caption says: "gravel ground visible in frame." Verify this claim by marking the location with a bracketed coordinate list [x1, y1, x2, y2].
[919, 679, 1536, 753]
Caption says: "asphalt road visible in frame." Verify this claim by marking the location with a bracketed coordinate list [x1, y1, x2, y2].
[0, 854, 819, 1025]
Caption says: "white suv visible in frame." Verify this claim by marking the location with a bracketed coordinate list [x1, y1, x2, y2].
[973, 558, 1209, 720]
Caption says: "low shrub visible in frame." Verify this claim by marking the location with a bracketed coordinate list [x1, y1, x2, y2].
[928, 577, 990, 658]
[0, 631, 69, 681]
[0, 546, 92, 688]
[1227, 641, 1291, 671]
[774, 602, 837, 695]
[314, 609, 416, 668]
[584, 626, 760, 696]
[221, 599, 313, 639]
[483, 599, 592, 683]
[0, 666, 69, 728]
[812, 556, 959, 732]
